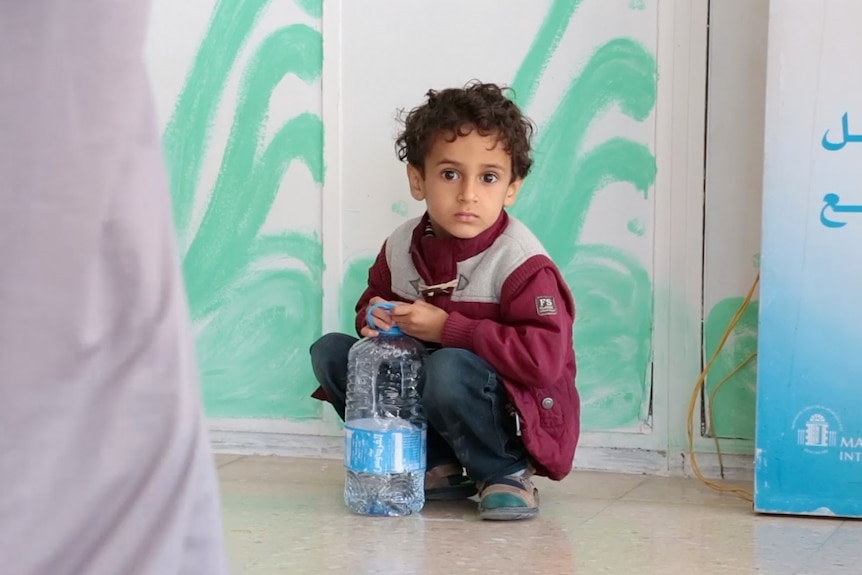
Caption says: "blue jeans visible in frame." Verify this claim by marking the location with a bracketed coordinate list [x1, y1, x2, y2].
[310, 333, 530, 483]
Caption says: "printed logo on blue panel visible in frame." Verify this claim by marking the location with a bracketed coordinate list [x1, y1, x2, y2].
[792, 406, 862, 462]
[791, 406, 862, 463]
[793, 406, 842, 455]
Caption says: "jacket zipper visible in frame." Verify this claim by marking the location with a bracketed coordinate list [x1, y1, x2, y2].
[507, 403, 522, 436]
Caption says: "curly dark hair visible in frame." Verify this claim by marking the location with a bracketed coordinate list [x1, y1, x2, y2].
[395, 81, 535, 181]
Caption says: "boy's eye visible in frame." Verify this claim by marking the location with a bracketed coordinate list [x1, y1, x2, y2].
[442, 169, 459, 181]
[482, 173, 499, 184]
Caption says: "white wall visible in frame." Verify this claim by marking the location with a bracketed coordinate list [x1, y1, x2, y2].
[702, 0, 768, 444]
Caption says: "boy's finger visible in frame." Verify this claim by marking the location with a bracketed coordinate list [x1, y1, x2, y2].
[371, 309, 392, 322]
[360, 326, 379, 337]
[389, 304, 412, 317]
[369, 321, 392, 333]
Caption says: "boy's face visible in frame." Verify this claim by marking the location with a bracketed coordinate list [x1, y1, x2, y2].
[407, 130, 522, 239]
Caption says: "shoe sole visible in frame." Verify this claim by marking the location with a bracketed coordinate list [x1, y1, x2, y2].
[478, 488, 540, 520]
[478, 506, 539, 521]
[425, 484, 478, 501]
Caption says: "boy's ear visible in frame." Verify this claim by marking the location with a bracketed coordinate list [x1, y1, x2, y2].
[407, 164, 425, 201]
[503, 178, 523, 207]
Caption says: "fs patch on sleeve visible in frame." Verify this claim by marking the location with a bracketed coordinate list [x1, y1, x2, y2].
[535, 296, 557, 316]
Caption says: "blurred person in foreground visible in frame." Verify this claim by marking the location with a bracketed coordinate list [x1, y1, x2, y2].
[0, 1, 228, 573]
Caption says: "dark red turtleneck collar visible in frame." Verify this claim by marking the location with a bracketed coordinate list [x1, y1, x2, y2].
[408, 210, 510, 285]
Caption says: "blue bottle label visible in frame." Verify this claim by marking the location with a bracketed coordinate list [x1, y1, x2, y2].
[344, 424, 427, 474]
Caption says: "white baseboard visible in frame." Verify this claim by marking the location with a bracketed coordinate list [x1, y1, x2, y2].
[211, 429, 343, 459]
[210, 430, 754, 482]
[670, 450, 754, 481]
[569, 445, 669, 475]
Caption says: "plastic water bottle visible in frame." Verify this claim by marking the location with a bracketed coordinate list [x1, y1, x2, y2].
[343, 302, 428, 516]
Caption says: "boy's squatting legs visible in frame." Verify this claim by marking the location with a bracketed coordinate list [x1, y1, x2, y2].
[422, 347, 540, 521]
[309, 333, 532, 500]
[421, 347, 530, 482]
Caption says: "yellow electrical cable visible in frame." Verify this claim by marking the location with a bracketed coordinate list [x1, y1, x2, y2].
[686, 272, 760, 502]
[708, 352, 756, 474]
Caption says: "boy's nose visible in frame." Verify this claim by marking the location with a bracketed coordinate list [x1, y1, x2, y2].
[459, 181, 479, 202]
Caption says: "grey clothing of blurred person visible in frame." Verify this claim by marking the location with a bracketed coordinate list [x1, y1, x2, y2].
[0, 1, 228, 573]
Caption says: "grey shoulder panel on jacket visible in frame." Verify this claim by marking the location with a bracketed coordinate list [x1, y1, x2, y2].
[384, 216, 421, 265]
[385, 216, 422, 300]
[452, 216, 550, 303]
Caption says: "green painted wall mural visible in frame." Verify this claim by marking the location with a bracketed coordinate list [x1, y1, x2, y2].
[164, 0, 657, 430]
[704, 297, 759, 440]
[163, 0, 325, 419]
[704, 251, 760, 442]
[509, 16, 657, 430]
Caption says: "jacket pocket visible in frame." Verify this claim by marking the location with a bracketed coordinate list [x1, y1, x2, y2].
[531, 388, 564, 428]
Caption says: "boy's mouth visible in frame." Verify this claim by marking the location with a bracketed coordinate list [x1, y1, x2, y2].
[455, 212, 479, 222]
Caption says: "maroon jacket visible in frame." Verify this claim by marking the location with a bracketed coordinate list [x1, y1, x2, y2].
[313, 211, 580, 480]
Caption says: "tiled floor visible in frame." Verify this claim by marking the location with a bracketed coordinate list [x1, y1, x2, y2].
[217, 454, 861, 574]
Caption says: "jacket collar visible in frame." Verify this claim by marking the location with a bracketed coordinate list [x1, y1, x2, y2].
[409, 211, 509, 284]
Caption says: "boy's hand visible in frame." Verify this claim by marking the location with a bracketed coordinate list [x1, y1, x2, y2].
[390, 300, 448, 343]
[360, 296, 395, 337]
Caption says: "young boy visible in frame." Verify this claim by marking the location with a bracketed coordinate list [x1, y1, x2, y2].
[310, 81, 579, 521]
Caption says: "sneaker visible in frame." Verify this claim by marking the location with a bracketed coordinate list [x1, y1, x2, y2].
[478, 472, 539, 521]
[424, 463, 477, 501]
